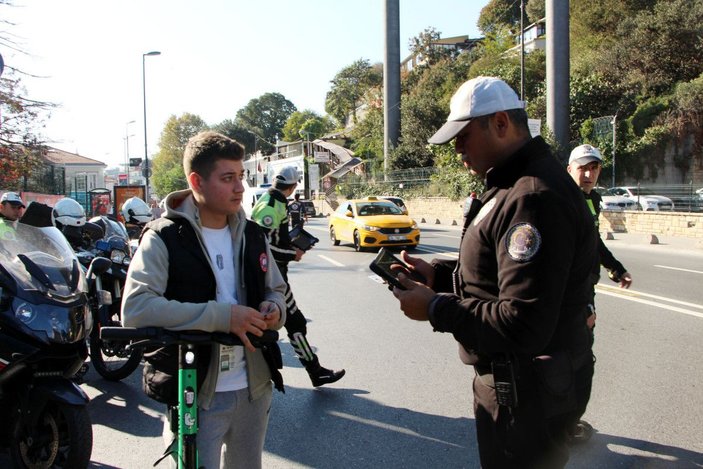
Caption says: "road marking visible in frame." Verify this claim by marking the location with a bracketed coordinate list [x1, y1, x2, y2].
[596, 284, 703, 319]
[653, 264, 703, 275]
[414, 246, 458, 258]
[328, 411, 463, 447]
[318, 254, 344, 266]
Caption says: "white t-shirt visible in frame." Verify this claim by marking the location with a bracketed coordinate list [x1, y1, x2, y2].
[201, 225, 247, 392]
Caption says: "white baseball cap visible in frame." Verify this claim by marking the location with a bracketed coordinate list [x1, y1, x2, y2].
[428, 76, 525, 144]
[568, 144, 602, 166]
[1, 191, 25, 207]
[274, 166, 299, 185]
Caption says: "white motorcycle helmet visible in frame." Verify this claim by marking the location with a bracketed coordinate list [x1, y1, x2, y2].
[53, 198, 86, 227]
[121, 197, 153, 225]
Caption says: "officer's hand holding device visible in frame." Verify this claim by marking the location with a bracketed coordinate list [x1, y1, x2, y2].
[369, 247, 426, 290]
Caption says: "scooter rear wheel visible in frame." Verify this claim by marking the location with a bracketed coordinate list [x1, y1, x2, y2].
[11, 402, 92, 469]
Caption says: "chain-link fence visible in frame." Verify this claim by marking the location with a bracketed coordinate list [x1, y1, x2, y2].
[331, 165, 703, 213]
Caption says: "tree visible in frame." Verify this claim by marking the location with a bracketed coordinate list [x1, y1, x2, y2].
[597, 0, 703, 97]
[151, 113, 208, 197]
[407, 27, 454, 70]
[477, 0, 522, 35]
[324, 59, 382, 126]
[525, 0, 545, 23]
[0, 0, 55, 189]
[282, 110, 335, 142]
[212, 119, 256, 155]
[235, 92, 296, 154]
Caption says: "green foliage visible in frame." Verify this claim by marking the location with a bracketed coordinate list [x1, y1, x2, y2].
[211, 119, 256, 154]
[478, 0, 522, 35]
[407, 27, 453, 69]
[235, 92, 296, 154]
[349, 105, 384, 170]
[282, 110, 334, 142]
[596, 0, 703, 97]
[151, 113, 208, 197]
[526, 0, 545, 23]
[629, 96, 670, 137]
[324, 59, 383, 125]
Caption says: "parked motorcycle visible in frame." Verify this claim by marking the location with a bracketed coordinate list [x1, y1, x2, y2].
[0, 202, 102, 468]
[79, 215, 143, 381]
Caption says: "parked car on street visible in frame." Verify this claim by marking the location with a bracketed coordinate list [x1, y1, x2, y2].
[377, 196, 409, 215]
[593, 187, 637, 211]
[607, 186, 675, 211]
[329, 197, 420, 251]
[297, 199, 316, 218]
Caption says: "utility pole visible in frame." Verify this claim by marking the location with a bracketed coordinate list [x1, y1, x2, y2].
[546, 0, 570, 162]
[383, 0, 400, 181]
[611, 112, 618, 187]
[520, 0, 525, 100]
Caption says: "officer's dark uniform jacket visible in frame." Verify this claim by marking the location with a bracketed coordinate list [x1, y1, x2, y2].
[584, 190, 627, 283]
[429, 137, 598, 412]
[122, 191, 287, 408]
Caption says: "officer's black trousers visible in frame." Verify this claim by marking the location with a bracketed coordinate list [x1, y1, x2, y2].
[473, 375, 571, 469]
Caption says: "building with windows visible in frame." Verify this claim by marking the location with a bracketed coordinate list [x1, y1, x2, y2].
[41, 147, 107, 209]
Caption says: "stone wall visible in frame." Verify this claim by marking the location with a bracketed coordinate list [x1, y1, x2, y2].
[600, 210, 703, 239]
[318, 196, 703, 239]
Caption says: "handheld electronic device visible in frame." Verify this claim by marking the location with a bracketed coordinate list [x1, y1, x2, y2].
[369, 247, 425, 290]
[289, 225, 319, 252]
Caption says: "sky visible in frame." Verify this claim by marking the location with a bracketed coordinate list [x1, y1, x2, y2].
[4, 0, 487, 171]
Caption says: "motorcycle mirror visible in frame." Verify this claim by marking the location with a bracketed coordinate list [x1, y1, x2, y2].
[86, 256, 112, 281]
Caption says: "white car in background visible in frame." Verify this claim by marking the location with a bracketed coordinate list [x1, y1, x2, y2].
[607, 186, 675, 211]
[593, 187, 637, 211]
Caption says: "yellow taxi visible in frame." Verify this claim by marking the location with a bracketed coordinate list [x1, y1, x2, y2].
[328, 197, 420, 251]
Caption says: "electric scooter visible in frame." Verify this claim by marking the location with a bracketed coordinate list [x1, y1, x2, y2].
[100, 326, 278, 469]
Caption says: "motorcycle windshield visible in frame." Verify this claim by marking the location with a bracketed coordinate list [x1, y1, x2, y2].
[0, 223, 86, 298]
[101, 216, 129, 240]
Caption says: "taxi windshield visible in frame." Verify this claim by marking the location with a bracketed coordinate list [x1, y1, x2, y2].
[355, 201, 403, 216]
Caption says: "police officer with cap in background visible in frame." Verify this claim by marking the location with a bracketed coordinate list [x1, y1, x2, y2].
[566, 144, 632, 443]
[0, 191, 25, 222]
[391, 76, 598, 468]
[0, 192, 25, 240]
[251, 166, 345, 387]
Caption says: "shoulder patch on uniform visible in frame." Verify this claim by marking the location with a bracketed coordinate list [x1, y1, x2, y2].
[505, 223, 541, 262]
[262, 215, 274, 227]
[259, 253, 268, 272]
[473, 198, 496, 226]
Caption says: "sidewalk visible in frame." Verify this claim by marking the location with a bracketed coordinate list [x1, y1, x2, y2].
[418, 220, 703, 256]
[601, 230, 703, 256]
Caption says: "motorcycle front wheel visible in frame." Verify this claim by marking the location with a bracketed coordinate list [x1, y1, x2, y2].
[90, 308, 142, 381]
[10, 402, 92, 469]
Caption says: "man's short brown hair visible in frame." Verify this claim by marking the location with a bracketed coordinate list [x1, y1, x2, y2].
[183, 131, 245, 180]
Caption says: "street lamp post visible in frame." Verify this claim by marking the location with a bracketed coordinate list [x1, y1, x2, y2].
[142, 50, 161, 199]
[124, 120, 135, 185]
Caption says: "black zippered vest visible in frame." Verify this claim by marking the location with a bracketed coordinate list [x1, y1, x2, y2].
[139, 216, 270, 404]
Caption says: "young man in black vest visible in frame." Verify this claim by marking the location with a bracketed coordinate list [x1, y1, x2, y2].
[123, 131, 287, 469]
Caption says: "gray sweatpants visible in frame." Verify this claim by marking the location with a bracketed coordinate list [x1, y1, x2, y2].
[163, 386, 273, 469]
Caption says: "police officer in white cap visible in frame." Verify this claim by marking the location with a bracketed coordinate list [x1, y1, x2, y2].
[0, 191, 25, 222]
[392, 76, 598, 468]
[565, 144, 632, 443]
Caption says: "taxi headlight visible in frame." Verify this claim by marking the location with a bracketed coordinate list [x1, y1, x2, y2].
[411, 221, 418, 229]
[363, 225, 380, 231]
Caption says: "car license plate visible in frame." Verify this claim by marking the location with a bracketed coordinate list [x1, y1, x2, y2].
[388, 235, 406, 241]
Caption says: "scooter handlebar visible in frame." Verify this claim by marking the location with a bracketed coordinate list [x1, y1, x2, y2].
[100, 327, 279, 348]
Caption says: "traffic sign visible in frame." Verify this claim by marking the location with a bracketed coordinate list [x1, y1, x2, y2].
[129, 157, 142, 167]
[142, 167, 152, 178]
